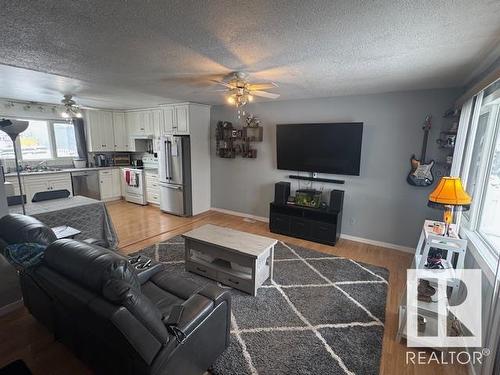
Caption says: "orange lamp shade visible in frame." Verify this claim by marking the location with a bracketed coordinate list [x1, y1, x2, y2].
[428, 177, 472, 207]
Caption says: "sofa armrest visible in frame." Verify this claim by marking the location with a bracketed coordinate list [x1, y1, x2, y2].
[168, 285, 230, 341]
[197, 284, 231, 307]
[135, 263, 165, 284]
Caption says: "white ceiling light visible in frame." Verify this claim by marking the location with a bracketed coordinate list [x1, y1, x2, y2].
[61, 94, 83, 119]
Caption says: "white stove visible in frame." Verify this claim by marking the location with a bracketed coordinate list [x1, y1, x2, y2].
[122, 167, 147, 205]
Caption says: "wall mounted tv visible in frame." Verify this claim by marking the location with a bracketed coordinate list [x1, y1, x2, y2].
[276, 122, 363, 176]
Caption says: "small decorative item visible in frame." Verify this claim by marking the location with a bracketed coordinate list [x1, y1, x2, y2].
[294, 189, 322, 208]
[245, 114, 261, 128]
[428, 177, 472, 236]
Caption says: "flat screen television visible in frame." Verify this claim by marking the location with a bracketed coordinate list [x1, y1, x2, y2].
[276, 122, 363, 175]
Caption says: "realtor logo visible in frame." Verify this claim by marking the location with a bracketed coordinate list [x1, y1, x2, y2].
[406, 269, 482, 348]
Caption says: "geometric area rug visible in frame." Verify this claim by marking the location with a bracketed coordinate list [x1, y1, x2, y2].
[131, 236, 389, 375]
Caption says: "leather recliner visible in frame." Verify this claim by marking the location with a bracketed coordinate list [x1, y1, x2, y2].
[0, 214, 231, 375]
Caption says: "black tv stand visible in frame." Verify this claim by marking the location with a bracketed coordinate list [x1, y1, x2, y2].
[288, 175, 345, 184]
[269, 203, 342, 246]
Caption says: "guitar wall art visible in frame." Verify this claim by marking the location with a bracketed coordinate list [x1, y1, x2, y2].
[407, 115, 435, 187]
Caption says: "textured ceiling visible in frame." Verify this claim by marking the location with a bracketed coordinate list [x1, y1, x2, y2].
[0, 0, 499, 109]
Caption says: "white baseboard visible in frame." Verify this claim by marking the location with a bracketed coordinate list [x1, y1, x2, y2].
[339, 234, 414, 253]
[211, 207, 414, 253]
[211, 207, 269, 223]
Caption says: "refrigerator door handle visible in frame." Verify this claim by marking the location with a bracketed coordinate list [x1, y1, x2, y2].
[165, 140, 172, 180]
[164, 184, 182, 191]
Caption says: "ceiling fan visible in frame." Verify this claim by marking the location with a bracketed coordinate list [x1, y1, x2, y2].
[212, 72, 280, 107]
[61, 94, 82, 119]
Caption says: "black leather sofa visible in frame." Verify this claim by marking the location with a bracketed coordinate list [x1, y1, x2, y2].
[0, 214, 231, 375]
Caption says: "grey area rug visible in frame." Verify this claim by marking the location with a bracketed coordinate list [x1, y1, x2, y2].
[131, 236, 389, 375]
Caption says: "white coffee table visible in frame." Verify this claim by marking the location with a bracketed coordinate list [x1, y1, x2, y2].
[182, 224, 277, 296]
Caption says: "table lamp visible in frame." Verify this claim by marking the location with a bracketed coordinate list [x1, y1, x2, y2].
[0, 119, 29, 215]
[428, 177, 471, 236]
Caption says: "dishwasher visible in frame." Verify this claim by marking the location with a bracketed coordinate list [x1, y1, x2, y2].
[71, 170, 101, 200]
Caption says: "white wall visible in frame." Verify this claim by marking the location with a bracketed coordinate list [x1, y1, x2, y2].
[210, 88, 461, 248]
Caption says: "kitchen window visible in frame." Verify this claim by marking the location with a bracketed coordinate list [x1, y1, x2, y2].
[0, 119, 78, 161]
[53, 122, 78, 158]
[0, 131, 14, 159]
[19, 120, 53, 160]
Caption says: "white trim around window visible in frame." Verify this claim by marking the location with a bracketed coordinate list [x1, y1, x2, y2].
[453, 84, 500, 283]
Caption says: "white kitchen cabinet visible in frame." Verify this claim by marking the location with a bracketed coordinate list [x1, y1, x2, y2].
[175, 105, 189, 133]
[23, 173, 73, 202]
[113, 112, 129, 151]
[162, 106, 175, 134]
[99, 169, 121, 201]
[143, 111, 154, 134]
[145, 170, 160, 205]
[85, 110, 102, 152]
[99, 170, 113, 200]
[5, 176, 23, 196]
[126, 111, 154, 136]
[112, 168, 121, 198]
[151, 110, 163, 136]
[161, 105, 190, 134]
[125, 111, 141, 135]
[85, 110, 114, 152]
[100, 111, 115, 151]
[151, 109, 163, 153]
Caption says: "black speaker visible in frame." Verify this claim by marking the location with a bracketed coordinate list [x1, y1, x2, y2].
[274, 181, 291, 205]
[329, 190, 344, 212]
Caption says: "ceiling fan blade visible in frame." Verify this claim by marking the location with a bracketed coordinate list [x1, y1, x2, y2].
[248, 82, 278, 90]
[210, 80, 233, 88]
[250, 90, 280, 99]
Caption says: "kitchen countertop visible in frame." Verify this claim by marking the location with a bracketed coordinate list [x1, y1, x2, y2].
[4, 166, 121, 177]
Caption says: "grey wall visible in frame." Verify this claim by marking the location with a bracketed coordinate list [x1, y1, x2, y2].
[210, 88, 461, 248]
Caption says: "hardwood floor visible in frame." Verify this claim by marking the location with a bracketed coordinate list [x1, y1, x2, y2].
[0, 200, 468, 375]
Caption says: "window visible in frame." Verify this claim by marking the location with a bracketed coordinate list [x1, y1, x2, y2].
[463, 111, 489, 220]
[478, 110, 500, 251]
[53, 122, 78, 157]
[19, 120, 52, 160]
[0, 119, 78, 161]
[0, 131, 14, 159]
[457, 81, 500, 270]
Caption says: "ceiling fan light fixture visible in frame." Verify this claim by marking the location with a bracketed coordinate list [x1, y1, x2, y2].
[60, 94, 82, 120]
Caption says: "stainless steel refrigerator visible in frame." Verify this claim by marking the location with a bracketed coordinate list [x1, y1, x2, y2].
[158, 135, 192, 216]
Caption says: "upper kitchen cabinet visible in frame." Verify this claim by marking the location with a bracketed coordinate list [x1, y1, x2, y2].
[151, 109, 163, 137]
[162, 104, 190, 134]
[112, 112, 129, 151]
[126, 110, 154, 136]
[85, 110, 115, 152]
[125, 111, 142, 136]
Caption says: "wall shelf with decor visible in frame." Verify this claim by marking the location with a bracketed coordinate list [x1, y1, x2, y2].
[434, 108, 460, 177]
[215, 118, 263, 159]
